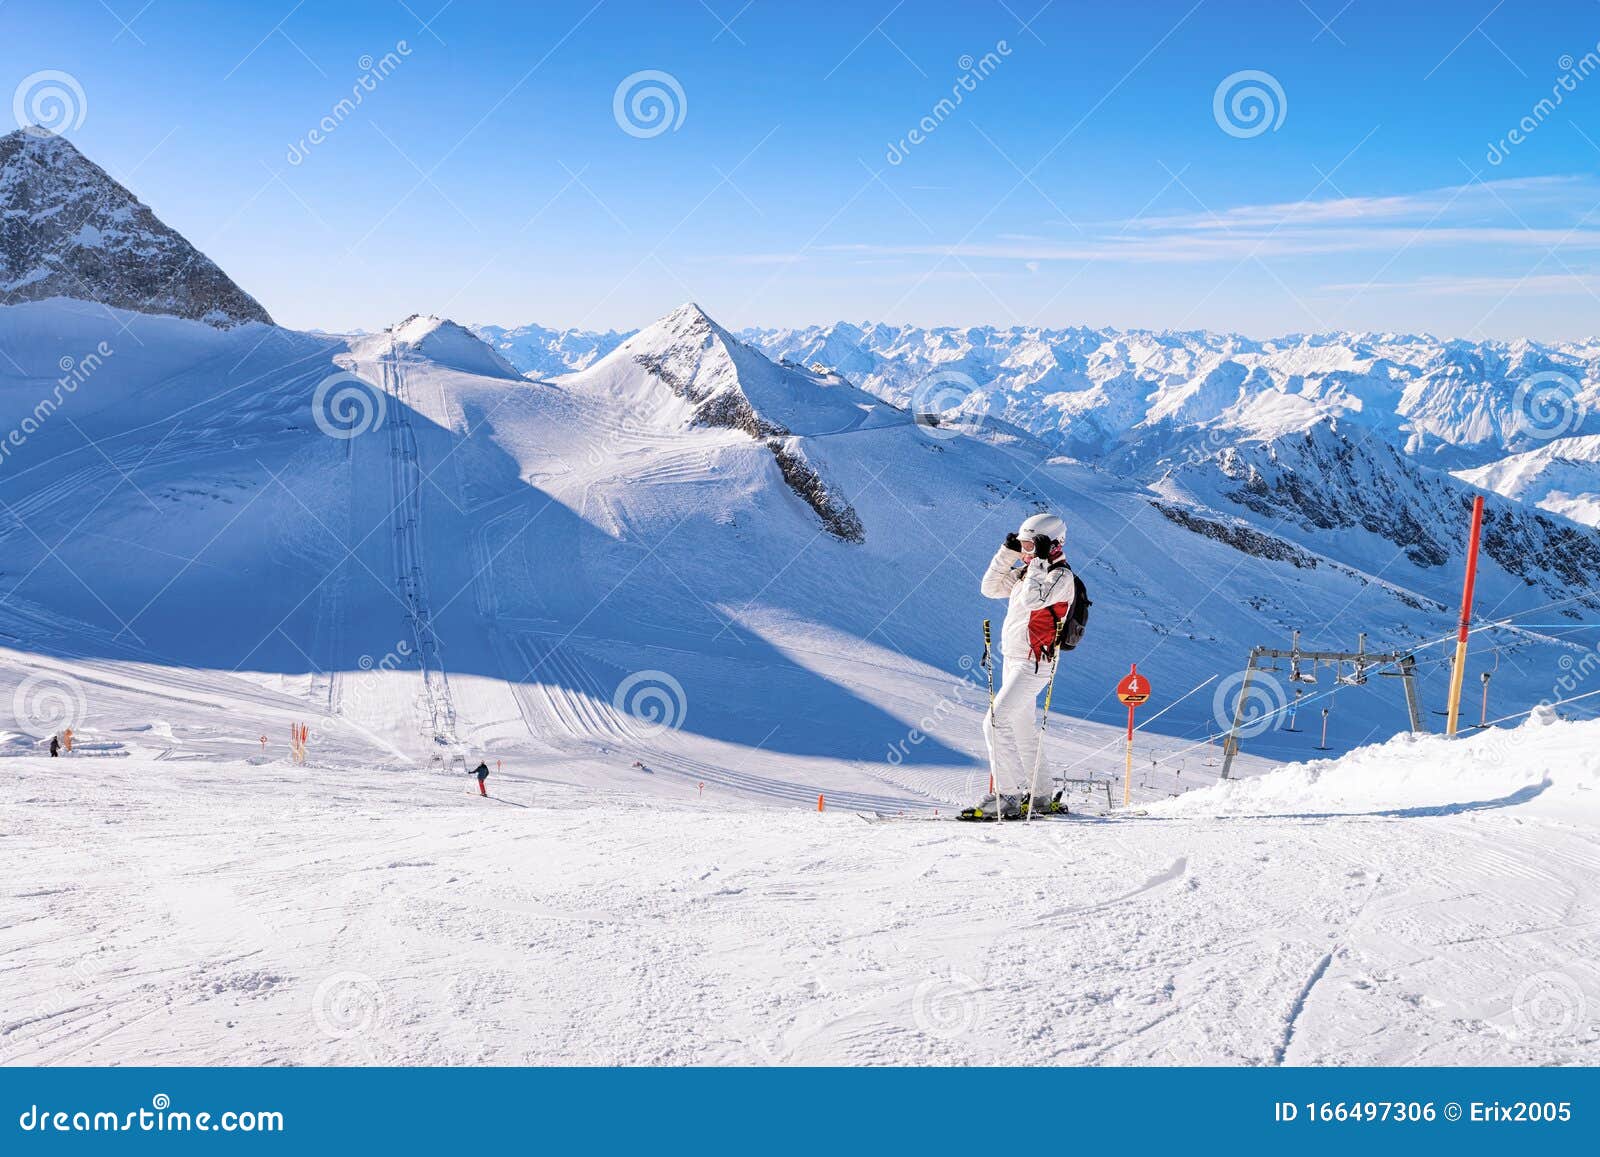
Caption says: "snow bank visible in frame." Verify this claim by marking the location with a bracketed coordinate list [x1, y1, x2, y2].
[1152, 710, 1600, 820]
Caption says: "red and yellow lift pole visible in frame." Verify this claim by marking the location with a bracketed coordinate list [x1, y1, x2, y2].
[1445, 495, 1485, 738]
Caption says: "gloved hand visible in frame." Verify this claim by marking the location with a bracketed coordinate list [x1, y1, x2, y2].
[1004, 532, 1022, 552]
[1031, 534, 1053, 558]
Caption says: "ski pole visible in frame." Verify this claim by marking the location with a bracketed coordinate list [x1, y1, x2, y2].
[982, 618, 997, 804]
[981, 619, 993, 712]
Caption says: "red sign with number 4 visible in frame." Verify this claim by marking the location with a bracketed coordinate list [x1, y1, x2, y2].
[1116, 669, 1150, 706]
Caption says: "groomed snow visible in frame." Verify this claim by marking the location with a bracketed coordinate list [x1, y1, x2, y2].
[3, 714, 1595, 1065]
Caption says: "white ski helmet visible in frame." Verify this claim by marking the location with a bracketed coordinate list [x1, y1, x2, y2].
[1018, 512, 1066, 545]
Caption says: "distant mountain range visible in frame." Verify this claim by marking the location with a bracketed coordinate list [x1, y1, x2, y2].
[5, 129, 1600, 766]
[466, 318, 1600, 534]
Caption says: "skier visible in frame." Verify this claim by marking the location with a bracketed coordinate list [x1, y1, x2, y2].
[469, 760, 489, 797]
[48, 735, 59, 758]
[971, 513, 1075, 819]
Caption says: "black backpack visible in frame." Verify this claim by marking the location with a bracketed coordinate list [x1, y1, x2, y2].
[1053, 566, 1091, 652]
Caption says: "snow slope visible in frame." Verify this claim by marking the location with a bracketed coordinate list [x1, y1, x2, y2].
[3, 293, 1597, 802]
[1456, 434, 1600, 528]
[3, 711, 1594, 1065]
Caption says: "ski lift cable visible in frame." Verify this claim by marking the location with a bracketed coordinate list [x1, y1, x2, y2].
[1068, 589, 1600, 783]
[1113, 587, 1600, 781]
[1480, 684, 1600, 729]
[1051, 672, 1221, 779]
[1142, 647, 1463, 776]
[1153, 636, 1575, 779]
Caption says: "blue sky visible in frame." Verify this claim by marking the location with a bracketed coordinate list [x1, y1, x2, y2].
[8, 0, 1600, 338]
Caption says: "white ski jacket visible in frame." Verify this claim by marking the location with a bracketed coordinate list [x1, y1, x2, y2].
[980, 547, 1076, 663]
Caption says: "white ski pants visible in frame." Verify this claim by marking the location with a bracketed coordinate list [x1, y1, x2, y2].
[984, 657, 1053, 794]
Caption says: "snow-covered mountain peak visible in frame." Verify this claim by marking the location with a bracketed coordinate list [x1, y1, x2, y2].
[358, 313, 522, 379]
[0, 128, 272, 328]
[578, 302, 892, 441]
[1455, 433, 1600, 527]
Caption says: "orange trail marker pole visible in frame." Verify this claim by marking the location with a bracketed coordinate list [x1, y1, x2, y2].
[1124, 705, 1135, 807]
[817, 793, 825, 812]
[1446, 495, 1485, 738]
[1115, 663, 1152, 808]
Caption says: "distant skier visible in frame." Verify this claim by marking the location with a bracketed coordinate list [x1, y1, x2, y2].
[48, 735, 59, 758]
[973, 513, 1076, 817]
[469, 761, 489, 797]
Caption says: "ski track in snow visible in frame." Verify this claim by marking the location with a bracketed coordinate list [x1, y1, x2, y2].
[3, 726, 1598, 1067]
[0, 301, 1598, 1066]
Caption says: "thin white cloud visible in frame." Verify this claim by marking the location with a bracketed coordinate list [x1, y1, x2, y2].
[818, 174, 1600, 266]
[1126, 175, 1591, 233]
[823, 224, 1600, 264]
